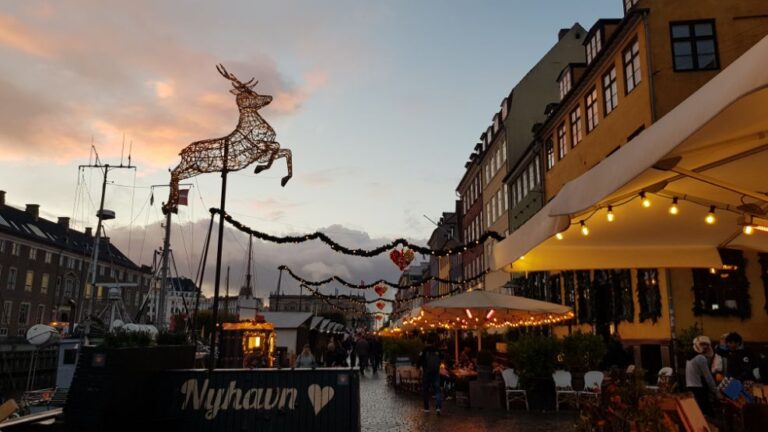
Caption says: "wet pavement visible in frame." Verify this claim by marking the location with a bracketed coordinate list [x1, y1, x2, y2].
[359, 372, 577, 432]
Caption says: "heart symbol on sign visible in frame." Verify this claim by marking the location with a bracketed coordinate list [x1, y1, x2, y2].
[375, 301, 385, 310]
[308, 384, 335, 416]
[374, 284, 388, 297]
[389, 248, 415, 271]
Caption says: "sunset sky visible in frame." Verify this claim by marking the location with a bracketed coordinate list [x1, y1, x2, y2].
[0, 1, 621, 302]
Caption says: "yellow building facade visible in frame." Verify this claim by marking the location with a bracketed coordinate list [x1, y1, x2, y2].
[533, 0, 768, 368]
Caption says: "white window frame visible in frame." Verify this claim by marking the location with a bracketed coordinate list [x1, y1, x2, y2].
[1, 301, 11, 325]
[44, 251, 52, 264]
[25, 270, 33, 292]
[18, 302, 30, 325]
[29, 248, 37, 260]
[7, 267, 16, 290]
[585, 87, 599, 132]
[624, 39, 642, 93]
[603, 66, 618, 115]
[41, 273, 49, 294]
[557, 123, 568, 159]
[570, 107, 583, 145]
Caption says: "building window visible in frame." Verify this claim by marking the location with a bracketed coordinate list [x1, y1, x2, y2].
[41, 273, 49, 294]
[503, 184, 509, 211]
[1, 301, 11, 324]
[557, 123, 568, 159]
[44, 251, 52, 264]
[0, 328, 6, 337]
[36, 305, 45, 324]
[29, 247, 37, 260]
[602, 66, 618, 115]
[64, 279, 74, 299]
[18, 302, 30, 325]
[0, 240, 5, 253]
[11, 242, 20, 256]
[624, 0, 638, 13]
[670, 21, 718, 71]
[586, 30, 602, 64]
[585, 88, 599, 133]
[545, 138, 555, 170]
[559, 70, 572, 100]
[570, 107, 583, 146]
[7, 267, 17, 290]
[25, 270, 33, 292]
[623, 39, 642, 93]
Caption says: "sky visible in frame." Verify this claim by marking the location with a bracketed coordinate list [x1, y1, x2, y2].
[0, 1, 623, 309]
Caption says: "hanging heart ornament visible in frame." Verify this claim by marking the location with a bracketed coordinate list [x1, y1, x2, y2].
[374, 284, 388, 297]
[375, 301, 386, 310]
[375, 314, 383, 321]
[389, 246, 415, 271]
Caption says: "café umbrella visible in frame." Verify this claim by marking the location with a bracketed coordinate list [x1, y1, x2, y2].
[410, 290, 574, 360]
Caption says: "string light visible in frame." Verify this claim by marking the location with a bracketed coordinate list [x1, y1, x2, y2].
[705, 206, 716, 224]
[669, 197, 679, 215]
[639, 192, 651, 208]
[555, 232, 564, 240]
[464, 309, 473, 319]
[580, 221, 590, 236]
[743, 224, 754, 235]
[485, 309, 495, 320]
[606, 206, 615, 222]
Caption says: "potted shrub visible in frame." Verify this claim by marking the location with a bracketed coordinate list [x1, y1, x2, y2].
[562, 331, 607, 390]
[508, 334, 562, 411]
[476, 350, 494, 381]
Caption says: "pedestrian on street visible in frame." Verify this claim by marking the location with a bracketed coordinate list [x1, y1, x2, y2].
[335, 338, 349, 367]
[296, 344, 316, 368]
[418, 338, 443, 414]
[723, 332, 755, 382]
[370, 336, 383, 374]
[685, 335, 718, 417]
[355, 334, 370, 376]
[344, 335, 357, 367]
[325, 340, 337, 367]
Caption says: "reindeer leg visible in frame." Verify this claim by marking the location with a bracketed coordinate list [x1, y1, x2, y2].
[162, 167, 181, 215]
[253, 146, 279, 174]
[277, 148, 293, 187]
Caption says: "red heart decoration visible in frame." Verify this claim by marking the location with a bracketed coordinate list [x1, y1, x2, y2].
[389, 247, 415, 271]
[374, 284, 388, 297]
[375, 301, 385, 310]
[375, 315, 383, 321]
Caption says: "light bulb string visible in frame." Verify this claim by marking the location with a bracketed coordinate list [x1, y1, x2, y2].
[567, 191, 755, 229]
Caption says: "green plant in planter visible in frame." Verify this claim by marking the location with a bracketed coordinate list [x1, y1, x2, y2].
[156, 330, 190, 346]
[562, 331, 607, 371]
[507, 334, 562, 386]
[101, 329, 153, 349]
[383, 337, 424, 364]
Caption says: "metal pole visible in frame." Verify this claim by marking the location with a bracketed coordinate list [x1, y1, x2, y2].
[454, 329, 459, 366]
[86, 165, 109, 328]
[191, 214, 214, 344]
[209, 142, 229, 370]
[225, 266, 230, 318]
[274, 267, 284, 311]
[158, 209, 172, 329]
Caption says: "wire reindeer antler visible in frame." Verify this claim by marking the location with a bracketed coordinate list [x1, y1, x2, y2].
[216, 64, 258, 89]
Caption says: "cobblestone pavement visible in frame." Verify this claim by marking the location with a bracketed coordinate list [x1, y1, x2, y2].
[360, 372, 577, 432]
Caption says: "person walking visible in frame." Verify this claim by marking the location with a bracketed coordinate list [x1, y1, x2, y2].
[418, 339, 443, 414]
[344, 335, 357, 368]
[685, 336, 718, 417]
[355, 334, 370, 376]
[325, 340, 336, 367]
[723, 332, 754, 382]
[296, 344, 316, 368]
[370, 336, 383, 374]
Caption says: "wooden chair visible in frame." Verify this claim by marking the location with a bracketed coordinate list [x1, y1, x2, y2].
[553, 370, 578, 411]
[578, 371, 604, 402]
[502, 368, 529, 411]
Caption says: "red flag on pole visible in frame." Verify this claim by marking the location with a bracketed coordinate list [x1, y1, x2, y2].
[178, 189, 189, 206]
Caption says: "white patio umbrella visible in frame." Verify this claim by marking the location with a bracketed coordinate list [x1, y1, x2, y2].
[410, 290, 574, 356]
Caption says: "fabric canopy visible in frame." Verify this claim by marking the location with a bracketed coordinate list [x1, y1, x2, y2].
[405, 290, 573, 329]
[493, 34, 768, 272]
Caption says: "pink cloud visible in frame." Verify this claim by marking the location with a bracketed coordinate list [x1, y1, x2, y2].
[0, 13, 51, 57]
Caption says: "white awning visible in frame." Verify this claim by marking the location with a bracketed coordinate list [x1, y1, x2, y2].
[494, 34, 768, 272]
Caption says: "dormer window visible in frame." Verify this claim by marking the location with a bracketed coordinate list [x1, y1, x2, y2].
[501, 98, 508, 120]
[586, 30, 602, 64]
[624, 0, 638, 14]
[493, 114, 500, 134]
[559, 69, 572, 100]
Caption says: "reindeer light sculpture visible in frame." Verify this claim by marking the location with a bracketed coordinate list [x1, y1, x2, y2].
[163, 64, 292, 214]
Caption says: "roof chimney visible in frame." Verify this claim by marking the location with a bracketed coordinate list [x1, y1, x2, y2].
[25, 204, 40, 220]
[0, 190, 5, 206]
[58, 217, 70, 230]
[558, 28, 570, 40]
[85, 227, 92, 237]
